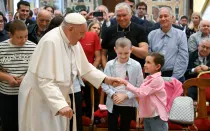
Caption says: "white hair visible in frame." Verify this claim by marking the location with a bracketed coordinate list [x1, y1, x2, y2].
[95, 5, 109, 14]
[199, 20, 210, 30]
[200, 38, 210, 44]
[115, 2, 132, 16]
[159, 7, 173, 17]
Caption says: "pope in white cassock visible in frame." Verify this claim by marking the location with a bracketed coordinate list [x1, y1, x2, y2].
[18, 13, 122, 131]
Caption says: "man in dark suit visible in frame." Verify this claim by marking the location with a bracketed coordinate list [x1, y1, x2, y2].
[135, 1, 154, 27]
[5, 1, 35, 31]
[185, 38, 210, 100]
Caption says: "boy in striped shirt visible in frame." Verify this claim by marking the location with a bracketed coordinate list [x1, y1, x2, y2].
[0, 20, 36, 131]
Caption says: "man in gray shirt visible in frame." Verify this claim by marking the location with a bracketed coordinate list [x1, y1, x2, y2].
[188, 20, 210, 53]
[148, 7, 188, 82]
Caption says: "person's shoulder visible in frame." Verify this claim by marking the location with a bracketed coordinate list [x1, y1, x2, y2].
[130, 58, 141, 68]
[172, 24, 184, 31]
[171, 27, 187, 39]
[24, 40, 37, 47]
[26, 19, 36, 25]
[86, 31, 98, 36]
[131, 22, 144, 30]
[106, 59, 115, 67]
[0, 39, 10, 46]
[107, 24, 117, 31]
[148, 28, 160, 36]
[27, 24, 37, 34]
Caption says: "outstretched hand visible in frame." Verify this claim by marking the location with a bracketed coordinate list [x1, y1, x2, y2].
[103, 77, 125, 87]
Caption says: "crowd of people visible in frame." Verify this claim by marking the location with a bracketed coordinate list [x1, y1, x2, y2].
[0, 0, 210, 131]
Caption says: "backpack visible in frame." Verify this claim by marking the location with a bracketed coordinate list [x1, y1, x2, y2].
[169, 96, 194, 124]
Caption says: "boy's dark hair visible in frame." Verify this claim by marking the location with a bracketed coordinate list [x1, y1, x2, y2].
[115, 37, 132, 49]
[9, 20, 27, 35]
[148, 52, 165, 70]
[17, 1, 30, 9]
[180, 15, 188, 21]
[44, 5, 55, 13]
[136, 2, 147, 11]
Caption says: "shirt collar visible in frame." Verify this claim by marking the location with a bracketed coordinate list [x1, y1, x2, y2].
[117, 22, 131, 32]
[160, 26, 173, 38]
[111, 57, 132, 66]
[148, 72, 162, 78]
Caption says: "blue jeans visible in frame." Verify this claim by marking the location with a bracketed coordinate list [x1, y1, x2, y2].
[144, 116, 168, 131]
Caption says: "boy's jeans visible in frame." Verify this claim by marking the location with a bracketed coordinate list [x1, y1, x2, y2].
[144, 116, 168, 131]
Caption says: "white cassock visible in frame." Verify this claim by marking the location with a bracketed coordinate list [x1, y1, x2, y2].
[18, 27, 106, 131]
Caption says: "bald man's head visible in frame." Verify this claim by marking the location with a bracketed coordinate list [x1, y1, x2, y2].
[199, 20, 210, 35]
[36, 10, 52, 32]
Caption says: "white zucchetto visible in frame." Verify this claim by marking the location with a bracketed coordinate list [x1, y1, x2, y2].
[64, 13, 86, 24]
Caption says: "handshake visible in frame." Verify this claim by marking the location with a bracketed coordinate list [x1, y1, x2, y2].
[58, 76, 129, 119]
[105, 76, 129, 104]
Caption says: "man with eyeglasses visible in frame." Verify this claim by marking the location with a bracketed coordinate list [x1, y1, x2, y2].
[136, 2, 154, 27]
[185, 38, 210, 100]
[188, 20, 210, 53]
[136, 2, 147, 20]
[5, 1, 35, 31]
[27, 10, 51, 44]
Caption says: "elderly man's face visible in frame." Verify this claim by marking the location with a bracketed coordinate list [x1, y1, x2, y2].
[36, 12, 51, 32]
[200, 21, 210, 35]
[70, 24, 87, 45]
[198, 41, 210, 57]
[116, 8, 132, 28]
[159, 8, 172, 29]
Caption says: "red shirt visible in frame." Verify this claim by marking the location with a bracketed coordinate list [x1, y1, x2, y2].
[79, 32, 101, 64]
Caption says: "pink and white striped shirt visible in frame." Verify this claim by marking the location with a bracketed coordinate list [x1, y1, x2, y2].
[126, 72, 168, 121]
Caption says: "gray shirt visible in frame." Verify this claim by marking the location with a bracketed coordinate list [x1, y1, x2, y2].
[148, 27, 189, 79]
[188, 31, 210, 53]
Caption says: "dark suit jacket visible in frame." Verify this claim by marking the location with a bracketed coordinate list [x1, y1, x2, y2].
[27, 24, 39, 44]
[4, 19, 36, 32]
[185, 50, 210, 79]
